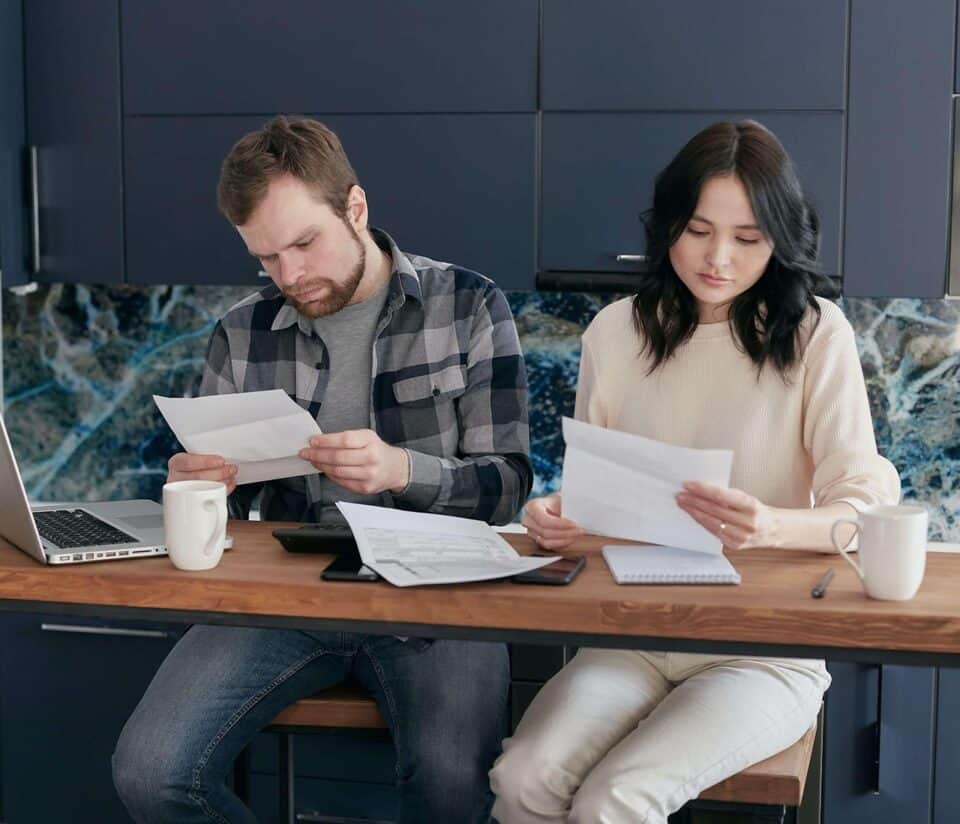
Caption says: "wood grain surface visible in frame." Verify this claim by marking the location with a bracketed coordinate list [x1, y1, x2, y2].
[1, 521, 958, 656]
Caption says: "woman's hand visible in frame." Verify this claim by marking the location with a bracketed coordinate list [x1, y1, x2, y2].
[521, 493, 584, 550]
[675, 481, 779, 549]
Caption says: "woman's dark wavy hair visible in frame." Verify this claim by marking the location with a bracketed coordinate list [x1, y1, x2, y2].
[632, 119, 835, 379]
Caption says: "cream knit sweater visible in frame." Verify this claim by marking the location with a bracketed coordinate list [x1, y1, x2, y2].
[575, 296, 900, 511]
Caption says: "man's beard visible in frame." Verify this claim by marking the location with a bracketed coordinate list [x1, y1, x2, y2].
[287, 231, 366, 319]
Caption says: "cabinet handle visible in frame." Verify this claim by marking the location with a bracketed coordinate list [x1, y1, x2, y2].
[40, 623, 171, 639]
[257, 269, 270, 278]
[28, 145, 40, 275]
[615, 254, 648, 263]
[872, 665, 883, 795]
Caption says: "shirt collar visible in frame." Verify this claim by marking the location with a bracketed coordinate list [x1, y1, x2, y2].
[269, 227, 423, 334]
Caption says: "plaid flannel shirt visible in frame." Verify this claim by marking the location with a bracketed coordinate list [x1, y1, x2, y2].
[199, 229, 532, 525]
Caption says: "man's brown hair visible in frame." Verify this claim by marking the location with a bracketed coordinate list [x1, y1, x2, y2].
[217, 115, 359, 225]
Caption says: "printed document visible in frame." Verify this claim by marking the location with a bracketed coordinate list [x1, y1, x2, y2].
[561, 417, 733, 555]
[154, 390, 321, 485]
[337, 502, 558, 587]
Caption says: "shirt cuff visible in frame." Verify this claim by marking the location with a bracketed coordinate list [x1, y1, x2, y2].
[393, 448, 442, 510]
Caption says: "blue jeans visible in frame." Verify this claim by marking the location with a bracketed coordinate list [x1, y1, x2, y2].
[112, 625, 509, 823]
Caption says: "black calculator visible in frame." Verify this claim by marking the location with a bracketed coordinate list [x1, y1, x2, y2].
[271, 523, 358, 554]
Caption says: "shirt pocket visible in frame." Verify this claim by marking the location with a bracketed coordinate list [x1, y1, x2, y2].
[392, 364, 467, 407]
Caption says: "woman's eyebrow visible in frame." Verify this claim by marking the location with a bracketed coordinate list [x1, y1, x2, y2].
[690, 213, 761, 230]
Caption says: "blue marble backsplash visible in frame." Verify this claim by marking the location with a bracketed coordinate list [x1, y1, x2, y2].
[2, 286, 958, 539]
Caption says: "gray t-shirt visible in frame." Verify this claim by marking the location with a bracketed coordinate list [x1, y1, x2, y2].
[280, 282, 391, 523]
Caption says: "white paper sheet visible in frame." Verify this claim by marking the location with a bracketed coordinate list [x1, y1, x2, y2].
[154, 390, 321, 485]
[561, 417, 734, 555]
[336, 502, 558, 587]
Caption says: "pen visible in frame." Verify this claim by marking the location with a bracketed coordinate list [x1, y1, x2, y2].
[811, 568, 835, 599]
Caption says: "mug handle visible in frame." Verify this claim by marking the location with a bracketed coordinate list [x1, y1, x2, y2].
[202, 498, 227, 559]
[831, 518, 864, 579]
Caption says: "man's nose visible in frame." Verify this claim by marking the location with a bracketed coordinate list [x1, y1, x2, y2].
[276, 252, 305, 287]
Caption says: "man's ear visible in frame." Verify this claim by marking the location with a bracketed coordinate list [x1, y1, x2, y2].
[346, 185, 368, 232]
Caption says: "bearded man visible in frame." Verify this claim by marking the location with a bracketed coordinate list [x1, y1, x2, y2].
[112, 115, 531, 824]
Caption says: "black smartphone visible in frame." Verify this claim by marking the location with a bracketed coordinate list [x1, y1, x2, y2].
[320, 553, 380, 582]
[272, 524, 357, 554]
[511, 553, 586, 585]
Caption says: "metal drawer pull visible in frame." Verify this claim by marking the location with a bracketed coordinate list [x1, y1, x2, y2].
[615, 254, 648, 263]
[29, 145, 41, 275]
[40, 623, 171, 639]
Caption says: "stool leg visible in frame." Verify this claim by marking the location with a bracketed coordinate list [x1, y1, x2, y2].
[232, 744, 251, 803]
[750, 804, 787, 824]
[278, 732, 295, 824]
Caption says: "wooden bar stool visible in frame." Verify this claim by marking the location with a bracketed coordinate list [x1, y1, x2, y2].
[265, 684, 389, 824]
[678, 720, 818, 824]
[241, 685, 816, 824]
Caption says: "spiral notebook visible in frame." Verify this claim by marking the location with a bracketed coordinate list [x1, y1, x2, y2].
[602, 544, 741, 585]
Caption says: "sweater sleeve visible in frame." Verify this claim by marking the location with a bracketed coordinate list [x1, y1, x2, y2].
[802, 317, 901, 510]
[573, 329, 607, 426]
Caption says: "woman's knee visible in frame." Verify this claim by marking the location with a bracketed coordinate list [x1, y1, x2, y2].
[569, 775, 665, 824]
[490, 743, 579, 822]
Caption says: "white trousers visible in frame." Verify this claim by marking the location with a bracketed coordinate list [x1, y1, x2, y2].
[490, 649, 830, 824]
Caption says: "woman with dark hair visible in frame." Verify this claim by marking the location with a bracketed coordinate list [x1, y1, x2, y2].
[489, 120, 900, 823]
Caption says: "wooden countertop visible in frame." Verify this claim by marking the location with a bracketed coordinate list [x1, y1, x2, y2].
[1, 521, 959, 661]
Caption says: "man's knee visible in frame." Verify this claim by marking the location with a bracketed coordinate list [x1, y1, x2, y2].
[112, 722, 191, 818]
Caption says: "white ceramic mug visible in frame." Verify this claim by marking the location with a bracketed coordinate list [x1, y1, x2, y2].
[162, 480, 227, 571]
[830, 504, 928, 600]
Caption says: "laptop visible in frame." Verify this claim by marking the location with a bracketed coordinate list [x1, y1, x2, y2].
[0, 413, 166, 564]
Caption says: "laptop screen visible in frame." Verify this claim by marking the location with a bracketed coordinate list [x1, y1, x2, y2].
[0, 413, 50, 562]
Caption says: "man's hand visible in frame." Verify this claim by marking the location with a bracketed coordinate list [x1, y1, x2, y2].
[521, 493, 583, 550]
[299, 430, 410, 495]
[167, 452, 238, 495]
[675, 481, 779, 549]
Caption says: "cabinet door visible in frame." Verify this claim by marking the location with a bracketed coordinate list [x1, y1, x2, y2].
[124, 114, 536, 289]
[541, 112, 842, 276]
[0, 614, 183, 823]
[843, 0, 954, 297]
[246, 729, 396, 823]
[542, 0, 846, 111]
[122, 0, 538, 115]
[0, 0, 28, 287]
[935, 667, 960, 822]
[822, 663, 936, 824]
[23, 0, 123, 283]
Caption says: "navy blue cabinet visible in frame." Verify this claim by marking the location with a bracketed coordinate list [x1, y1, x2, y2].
[843, 0, 954, 298]
[0, 613, 183, 823]
[542, 0, 847, 112]
[12, 0, 956, 294]
[22, 0, 123, 284]
[934, 667, 960, 821]
[541, 112, 843, 275]
[124, 114, 536, 288]
[0, 0, 28, 287]
[246, 729, 397, 823]
[122, 0, 538, 115]
[822, 663, 937, 824]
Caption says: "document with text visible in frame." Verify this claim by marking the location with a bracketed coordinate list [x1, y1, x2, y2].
[561, 417, 734, 555]
[154, 390, 321, 485]
[336, 502, 558, 587]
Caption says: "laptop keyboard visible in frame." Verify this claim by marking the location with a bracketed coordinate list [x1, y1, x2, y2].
[33, 509, 136, 548]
